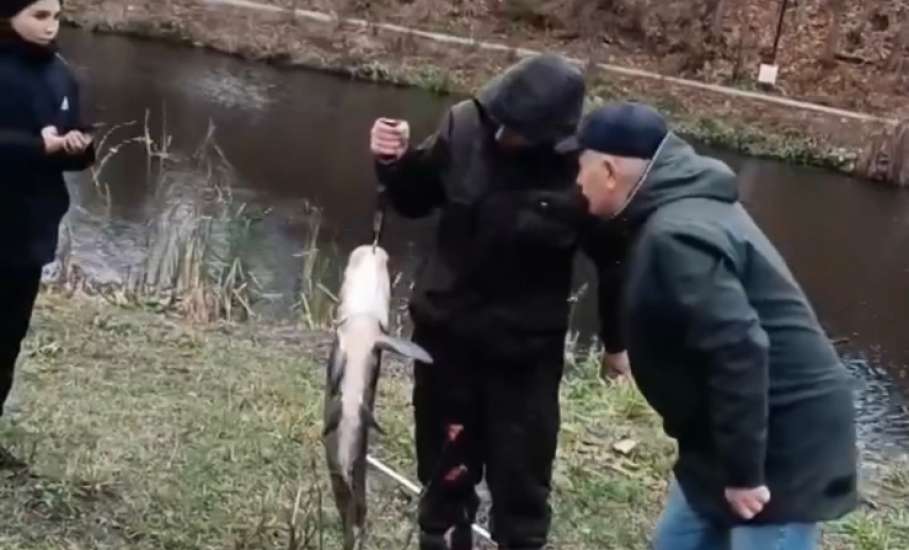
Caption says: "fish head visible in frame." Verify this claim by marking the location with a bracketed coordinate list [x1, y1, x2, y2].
[338, 245, 392, 327]
[346, 244, 390, 275]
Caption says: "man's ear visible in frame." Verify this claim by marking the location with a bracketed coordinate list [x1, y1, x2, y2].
[602, 155, 619, 190]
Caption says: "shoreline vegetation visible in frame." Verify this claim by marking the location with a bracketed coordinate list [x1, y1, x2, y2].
[63, 0, 909, 186]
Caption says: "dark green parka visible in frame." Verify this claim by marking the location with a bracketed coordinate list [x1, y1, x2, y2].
[620, 133, 858, 525]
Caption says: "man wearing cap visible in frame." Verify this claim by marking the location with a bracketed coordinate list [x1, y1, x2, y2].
[568, 102, 858, 549]
[368, 54, 629, 549]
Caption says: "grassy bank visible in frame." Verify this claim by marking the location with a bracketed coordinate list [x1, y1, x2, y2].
[61, 0, 905, 185]
[0, 292, 906, 549]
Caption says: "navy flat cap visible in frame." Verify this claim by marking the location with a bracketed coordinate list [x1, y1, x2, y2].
[558, 101, 669, 159]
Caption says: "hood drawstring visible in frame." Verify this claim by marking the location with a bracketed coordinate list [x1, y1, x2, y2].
[609, 132, 673, 221]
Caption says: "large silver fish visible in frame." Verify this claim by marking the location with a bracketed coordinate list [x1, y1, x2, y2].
[322, 244, 432, 549]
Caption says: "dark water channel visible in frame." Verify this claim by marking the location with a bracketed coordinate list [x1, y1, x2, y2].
[55, 29, 909, 457]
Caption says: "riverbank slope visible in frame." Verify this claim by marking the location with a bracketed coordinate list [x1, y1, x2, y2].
[62, 0, 909, 185]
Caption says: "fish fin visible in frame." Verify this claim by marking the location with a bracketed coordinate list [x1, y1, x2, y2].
[326, 335, 346, 396]
[375, 334, 433, 364]
[323, 398, 343, 437]
[360, 404, 386, 436]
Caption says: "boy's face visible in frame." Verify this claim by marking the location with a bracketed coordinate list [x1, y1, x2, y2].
[577, 150, 622, 218]
[11, 0, 62, 47]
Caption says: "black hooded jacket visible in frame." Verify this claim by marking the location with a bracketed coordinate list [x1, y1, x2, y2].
[375, 55, 626, 356]
[0, 36, 94, 269]
[620, 132, 858, 525]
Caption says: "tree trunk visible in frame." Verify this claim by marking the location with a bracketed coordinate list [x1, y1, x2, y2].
[822, 0, 847, 65]
[626, 0, 648, 37]
[732, 22, 752, 81]
[707, 0, 727, 39]
[888, 12, 909, 71]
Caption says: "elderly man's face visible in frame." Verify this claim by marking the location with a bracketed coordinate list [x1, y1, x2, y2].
[577, 150, 621, 217]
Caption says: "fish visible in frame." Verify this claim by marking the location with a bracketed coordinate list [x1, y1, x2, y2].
[322, 244, 433, 549]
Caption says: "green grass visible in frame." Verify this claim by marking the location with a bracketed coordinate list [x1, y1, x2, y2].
[826, 464, 909, 550]
[0, 293, 906, 549]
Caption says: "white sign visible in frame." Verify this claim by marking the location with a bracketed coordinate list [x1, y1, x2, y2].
[758, 64, 780, 85]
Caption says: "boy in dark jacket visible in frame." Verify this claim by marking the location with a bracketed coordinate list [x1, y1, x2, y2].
[0, 0, 95, 425]
[369, 54, 629, 549]
[566, 102, 858, 549]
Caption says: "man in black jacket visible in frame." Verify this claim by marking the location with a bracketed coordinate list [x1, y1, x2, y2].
[567, 102, 857, 549]
[0, 0, 95, 428]
[369, 54, 628, 549]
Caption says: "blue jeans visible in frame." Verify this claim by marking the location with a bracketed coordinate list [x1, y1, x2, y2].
[653, 480, 819, 550]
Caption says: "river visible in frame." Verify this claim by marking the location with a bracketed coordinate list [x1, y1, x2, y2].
[54, 29, 909, 455]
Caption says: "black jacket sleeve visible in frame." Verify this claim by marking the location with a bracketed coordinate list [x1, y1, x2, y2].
[49, 142, 95, 172]
[0, 83, 45, 166]
[579, 220, 627, 354]
[0, 129, 46, 165]
[595, 257, 626, 354]
[0, 72, 34, 164]
[374, 111, 450, 218]
[53, 81, 96, 172]
[653, 229, 770, 488]
[0, 128, 95, 172]
[1, 80, 95, 172]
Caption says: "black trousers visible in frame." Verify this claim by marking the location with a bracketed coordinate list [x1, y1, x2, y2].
[412, 326, 565, 550]
[0, 267, 41, 415]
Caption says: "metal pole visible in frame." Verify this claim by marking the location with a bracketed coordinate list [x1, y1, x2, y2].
[770, 0, 791, 64]
[366, 454, 497, 546]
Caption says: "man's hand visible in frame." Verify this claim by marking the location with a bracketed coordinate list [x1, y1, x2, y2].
[41, 126, 66, 155]
[725, 486, 771, 520]
[370, 118, 410, 162]
[600, 350, 631, 383]
[62, 130, 92, 155]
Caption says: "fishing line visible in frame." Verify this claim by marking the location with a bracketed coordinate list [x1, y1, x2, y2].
[372, 184, 387, 252]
